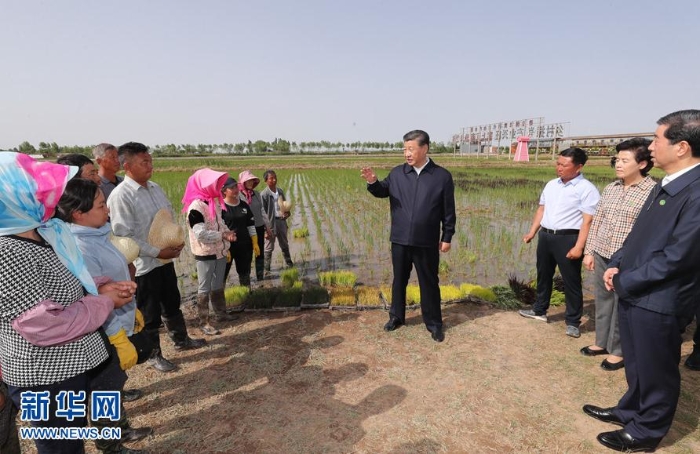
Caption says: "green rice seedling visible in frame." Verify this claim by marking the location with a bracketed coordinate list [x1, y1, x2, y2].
[334, 271, 357, 288]
[318, 271, 334, 287]
[356, 286, 383, 306]
[438, 260, 450, 276]
[318, 270, 357, 288]
[380, 286, 392, 305]
[224, 286, 250, 307]
[329, 288, 356, 306]
[293, 227, 309, 238]
[190, 271, 198, 280]
[302, 285, 330, 305]
[406, 284, 421, 304]
[275, 287, 302, 307]
[490, 285, 521, 310]
[550, 289, 566, 306]
[439, 285, 462, 302]
[459, 283, 496, 302]
[280, 267, 299, 288]
[246, 287, 281, 309]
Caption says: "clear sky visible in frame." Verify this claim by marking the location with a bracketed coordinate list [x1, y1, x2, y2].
[1, 0, 698, 148]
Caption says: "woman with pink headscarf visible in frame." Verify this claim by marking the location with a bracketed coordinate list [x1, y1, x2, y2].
[182, 168, 237, 336]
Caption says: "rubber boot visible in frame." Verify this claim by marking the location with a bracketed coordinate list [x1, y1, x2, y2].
[163, 313, 207, 351]
[197, 293, 219, 336]
[211, 288, 238, 322]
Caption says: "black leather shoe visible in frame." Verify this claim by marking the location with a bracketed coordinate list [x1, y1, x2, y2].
[597, 429, 660, 452]
[173, 336, 207, 351]
[580, 346, 609, 356]
[685, 345, 700, 370]
[583, 405, 624, 426]
[147, 353, 177, 373]
[431, 329, 445, 343]
[383, 317, 404, 332]
[122, 389, 143, 402]
[601, 358, 625, 371]
[120, 426, 154, 443]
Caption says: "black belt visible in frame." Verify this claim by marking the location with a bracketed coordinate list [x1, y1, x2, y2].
[541, 228, 579, 235]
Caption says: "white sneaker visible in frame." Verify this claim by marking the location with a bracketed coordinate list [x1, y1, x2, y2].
[519, 309, 548, 322]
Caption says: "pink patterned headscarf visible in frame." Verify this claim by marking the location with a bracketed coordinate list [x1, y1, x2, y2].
[0, 152, 97, 294]
[181, 168, 229, 219]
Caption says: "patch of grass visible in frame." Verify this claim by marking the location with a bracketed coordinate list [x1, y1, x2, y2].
[224, 285, 250, 307]
[406, 284, 421, 304]
[329, 288, 356, 306]
[439, 285, 462, 301]
[318, 270, 357, 287]
[460, 283, 496, 302]
[302, 285, 330, 305]
[280, 267, 300, 288]
[550, 289, 565, 306]
[246, 287, 282, 309]
[292, 227, 309, 238]
[380, 286, 392, 305]
[276, 286, 302, 307]
[356, 286, 383, 306]
[438, 260, 450, 275]
[490, 285, 521, 310]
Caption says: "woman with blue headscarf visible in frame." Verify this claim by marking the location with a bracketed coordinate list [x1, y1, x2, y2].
[0, 152, 135, 454]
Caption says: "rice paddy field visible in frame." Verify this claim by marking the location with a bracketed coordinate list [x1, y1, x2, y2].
[152, 153, 662, 296]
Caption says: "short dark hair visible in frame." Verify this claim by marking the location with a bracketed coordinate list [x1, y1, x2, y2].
[263, 170, 276, 182]
[54, 178, 100, 222]
[118, 142, 149, 166]
[611, 138, 653, 176]
[56, 153, 94, 178]
[403, 130, 430, 149]
[657, 110, 700, 157]
[559, 147, 588, 166]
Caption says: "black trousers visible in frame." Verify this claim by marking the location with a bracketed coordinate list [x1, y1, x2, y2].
[10, 373, 90, 454]
[613, 301, 681, 440]
[532, 230, 583, 327]
[390, 243, 442, 332]
[135, 262, 183, 333]
[225, 237, 253, 286]
[254, 225, 265, 280]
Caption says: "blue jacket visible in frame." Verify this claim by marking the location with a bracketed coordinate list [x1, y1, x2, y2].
[610, 164, 700, 322]
[70, 223, 137, 336]
[367, 159, 456, 247]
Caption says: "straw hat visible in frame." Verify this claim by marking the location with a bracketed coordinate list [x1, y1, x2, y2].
[278, 197, 293, 213]
[148, 209, 185, 263]
[109, 234, 140, 264]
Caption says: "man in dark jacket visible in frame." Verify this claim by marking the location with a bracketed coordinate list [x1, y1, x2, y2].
[361, 130, 456, 342]
[584, 110, 700, 452]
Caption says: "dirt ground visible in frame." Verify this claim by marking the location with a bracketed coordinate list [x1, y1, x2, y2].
[19, 301, 700, 454]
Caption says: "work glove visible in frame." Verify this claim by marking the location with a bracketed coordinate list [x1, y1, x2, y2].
[108, 328, 138, 370]
[133, 308, 145, 333]
[252, 235, 261, 257]
[227, 250, 232, 263]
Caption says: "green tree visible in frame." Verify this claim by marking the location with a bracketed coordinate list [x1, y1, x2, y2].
[18, 141, 36, 154]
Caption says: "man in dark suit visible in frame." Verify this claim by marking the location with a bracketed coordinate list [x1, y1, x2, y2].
[584, 110, 700, 452]
[361, 130, 456, 342]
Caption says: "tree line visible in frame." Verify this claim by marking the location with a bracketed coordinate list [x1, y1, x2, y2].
[11, 138, 455, 157]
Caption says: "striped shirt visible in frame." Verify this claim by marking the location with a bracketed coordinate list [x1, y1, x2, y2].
[584, 176, 657, 259]
[107, 175, 174, 276]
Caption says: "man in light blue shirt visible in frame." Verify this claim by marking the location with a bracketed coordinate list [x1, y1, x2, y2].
[520, 148, 600, 338]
